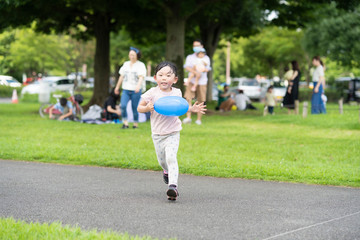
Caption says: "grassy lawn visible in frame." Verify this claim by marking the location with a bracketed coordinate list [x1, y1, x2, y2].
[0, 101, 359, 187]
[0, 218, 165, 240]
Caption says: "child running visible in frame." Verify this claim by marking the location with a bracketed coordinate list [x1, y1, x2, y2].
[137, 61, 206, 201]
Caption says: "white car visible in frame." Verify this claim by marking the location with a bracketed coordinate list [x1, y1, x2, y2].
[0, 75, 22, 87]
[272, 81, 287, 101]
[21, 76, 74, 95]
[230, 78, 270, 100]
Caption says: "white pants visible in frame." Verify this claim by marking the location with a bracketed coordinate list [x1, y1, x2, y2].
[152, 132, 180, 186]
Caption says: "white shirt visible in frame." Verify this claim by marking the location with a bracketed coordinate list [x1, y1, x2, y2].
[119, 61, 147, 91]
[235, 94, 250, 110]
[184, 53, 211, 85]
[312, 65, 324, 83]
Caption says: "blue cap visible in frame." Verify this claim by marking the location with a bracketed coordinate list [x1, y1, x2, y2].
[130, 46, 140, 54]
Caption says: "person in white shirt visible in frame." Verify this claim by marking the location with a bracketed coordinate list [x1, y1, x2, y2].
[115, 47, 146, 128]
[235, 89, 257, 111]
[311, 56, 326, 114]
[183, 39, 211, 125]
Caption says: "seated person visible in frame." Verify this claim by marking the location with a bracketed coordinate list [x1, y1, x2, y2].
[235, 89, 257, 111]
[217, 85, 235, 112]
[49, 97, 73, 120]
[104, 88, 121, 121]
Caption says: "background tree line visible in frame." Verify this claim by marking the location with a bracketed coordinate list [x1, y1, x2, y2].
[0, 0, 359, 107]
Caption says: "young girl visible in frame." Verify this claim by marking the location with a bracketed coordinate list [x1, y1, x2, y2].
[137, 61, 206, 201]
[265, 86, 276, 115]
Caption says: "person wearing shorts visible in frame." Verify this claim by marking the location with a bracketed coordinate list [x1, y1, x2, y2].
[183, 39, 211, 125]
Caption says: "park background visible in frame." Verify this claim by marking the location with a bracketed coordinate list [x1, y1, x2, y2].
[0, 1, 360, 239]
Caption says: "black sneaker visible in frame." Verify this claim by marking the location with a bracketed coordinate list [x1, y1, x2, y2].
[132, 125, 138, 129]
[163, 171, 168, 184]
[167, 184, 179, 201]
[121, 124, 129, 129]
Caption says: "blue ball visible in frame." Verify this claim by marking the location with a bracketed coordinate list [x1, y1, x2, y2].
[154, 96, 189, 116]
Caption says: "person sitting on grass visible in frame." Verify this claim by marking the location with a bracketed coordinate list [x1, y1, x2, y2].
[49, 97, 73, 121]
[217, 85, 235, 112]
[234, 89, 257, 111]
[104, 88, 121, 123]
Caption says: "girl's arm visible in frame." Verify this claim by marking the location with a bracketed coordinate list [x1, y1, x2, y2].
[114, 75, 124, 94]
[288, 70, 298, 93]
[314, 76, 325, 93]
[137, 100, 153, 113]
[135, 75, 144, 93]
[49, 105, 55, 119]
[59, 108, 73, 120]
[188, 101, 207, 115]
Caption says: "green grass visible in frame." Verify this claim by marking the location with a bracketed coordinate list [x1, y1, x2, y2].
[0, 101, 359, 187]
[0, 218, 165, 240]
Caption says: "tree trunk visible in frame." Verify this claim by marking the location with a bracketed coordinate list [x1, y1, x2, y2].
[200, 24, 222, 102]
[85, 13, 110, 110]
[165, 15, 185, 94]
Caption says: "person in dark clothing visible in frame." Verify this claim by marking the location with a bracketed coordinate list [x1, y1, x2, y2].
[283, 60, 300, 114]
[104, 88, 121, 121]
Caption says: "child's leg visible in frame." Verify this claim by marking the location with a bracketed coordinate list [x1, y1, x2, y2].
[163, 132, 180, 187]
[185, 73, 194, 86]
[191, 71, 201, 92]
[152, 135, 168, 172]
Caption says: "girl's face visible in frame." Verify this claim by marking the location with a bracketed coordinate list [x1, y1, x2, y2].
[312, 59, 319, 66]
[154, 66, 178, 92]
[129, 50, 138, 62]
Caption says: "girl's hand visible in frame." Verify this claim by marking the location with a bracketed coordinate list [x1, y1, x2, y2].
[314, 87, 319, 93]
[114, 88, 120, 95]
[190, 101, 207, 114]
[135, 86, 140, 93]
[146, 102, 154, 112]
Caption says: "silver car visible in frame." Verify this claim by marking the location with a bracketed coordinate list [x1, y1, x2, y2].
[230, 78, 269, 100]
[21, 76, 74, 95]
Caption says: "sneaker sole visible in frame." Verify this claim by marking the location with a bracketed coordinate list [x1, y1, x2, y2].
[167, 188, 178, 201]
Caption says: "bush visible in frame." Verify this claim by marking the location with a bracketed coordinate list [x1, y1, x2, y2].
[0, 85, 22, 98]
[299, 88, 342, 103]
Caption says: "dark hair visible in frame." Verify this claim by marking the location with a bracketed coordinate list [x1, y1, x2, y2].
[110, 88, 120, 101]
[312, 56, 321, 62]
[319, 59, 324, 67]
[193, 39, 203, 46]
[267, 86, 274, 91]
[60, 97, 67, 107]
[129, 47, 142, 60]
[238, 89, 244, 94]
[154, 61, 178, 77]
[284, 66, 289, 72]
[291, 60, 299, 71]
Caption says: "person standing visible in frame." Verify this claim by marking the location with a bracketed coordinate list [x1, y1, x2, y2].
[282, 61, 301, 114]
[265, 86, 277, 115]
[183, 39, 211, 125]
[115, 47, 146, 129]
[311, 56, 326, 114]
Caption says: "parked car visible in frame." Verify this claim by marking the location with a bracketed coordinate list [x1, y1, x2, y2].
[0, 75, 22, 88]
[272, 81, 287, 101]
[335, 77, 360, 102]
[21, 76, 74, 95]
[230, 78, 270, 100]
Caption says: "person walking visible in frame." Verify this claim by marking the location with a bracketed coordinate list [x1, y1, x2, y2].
[282, 61, 300, 114]
[311, 56, 326, 114]
[115, 47, 146, 129]
[137, 61, 206, 201]
[183, 39, 211, 125]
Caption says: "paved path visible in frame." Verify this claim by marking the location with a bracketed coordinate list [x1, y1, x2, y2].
[1, 160, 359, 240]
[0, 98, 11, 103]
